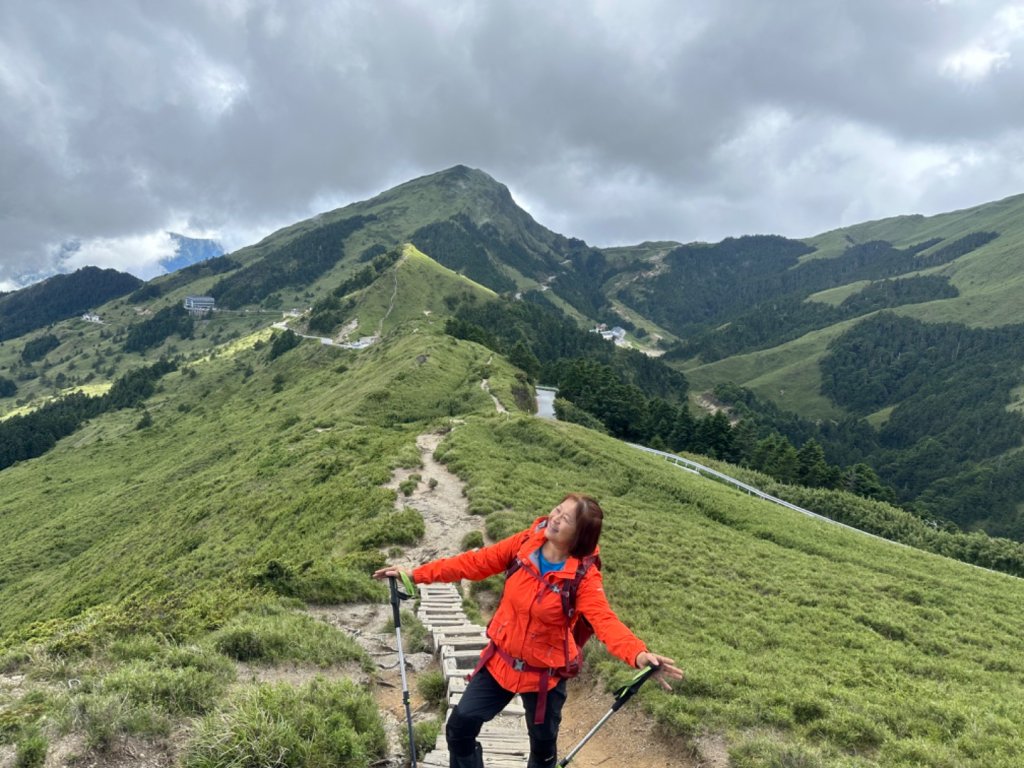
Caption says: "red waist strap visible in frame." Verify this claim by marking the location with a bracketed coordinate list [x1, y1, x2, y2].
[468, 641, 557, 725]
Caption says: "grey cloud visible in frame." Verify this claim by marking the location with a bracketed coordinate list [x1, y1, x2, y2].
[3, 0, 1023, 282]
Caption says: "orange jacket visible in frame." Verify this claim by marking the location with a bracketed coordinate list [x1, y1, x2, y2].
[412, 517, 647, 693]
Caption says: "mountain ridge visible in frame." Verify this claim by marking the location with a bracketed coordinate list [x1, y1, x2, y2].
[3, 169, 1024, 767]
[3, 166, 1024, 540]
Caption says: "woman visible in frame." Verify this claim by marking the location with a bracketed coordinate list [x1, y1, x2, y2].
[373, 493, 683, 768]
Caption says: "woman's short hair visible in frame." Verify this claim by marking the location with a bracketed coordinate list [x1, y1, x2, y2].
[563, 493, 603, 558]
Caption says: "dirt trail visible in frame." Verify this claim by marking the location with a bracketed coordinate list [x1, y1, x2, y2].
[313, 428, 719, 768]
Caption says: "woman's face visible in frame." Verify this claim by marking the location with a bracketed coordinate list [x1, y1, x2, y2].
[546, 499, 577, 551]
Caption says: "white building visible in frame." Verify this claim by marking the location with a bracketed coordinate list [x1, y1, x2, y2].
[184, 296, 216, 315]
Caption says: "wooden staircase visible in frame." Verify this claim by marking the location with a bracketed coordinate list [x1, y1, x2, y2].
[416, 583, 529, 768]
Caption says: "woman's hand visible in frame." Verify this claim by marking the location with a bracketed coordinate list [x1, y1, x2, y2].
[372, 566, 409, 581]
[634, 651, 684, 691]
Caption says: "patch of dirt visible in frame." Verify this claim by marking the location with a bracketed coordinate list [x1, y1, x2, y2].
[333, 318, 359, 343]
[49, 733, 178, 768]
[557, 668, 710, 768]
[384, 431, 484, 568]
[480, 379, 508, 413]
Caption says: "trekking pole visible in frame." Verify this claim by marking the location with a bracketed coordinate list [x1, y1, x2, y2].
[389, 573, 418, 768]
[558, 664, 657, 767]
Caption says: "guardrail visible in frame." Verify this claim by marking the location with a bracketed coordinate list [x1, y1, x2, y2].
[626, 442, 910, 549]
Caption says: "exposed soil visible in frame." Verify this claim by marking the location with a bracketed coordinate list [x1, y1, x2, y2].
[383, 431, 485, 569]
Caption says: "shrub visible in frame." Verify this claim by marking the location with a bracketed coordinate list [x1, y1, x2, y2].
[210, 611, 370, 669]
[70, 692, 169, 751]
[413, 718, 441, 763]
[0, 648, 32, 674]
[268, 329, 301, 360]
[358, 508, 425, 548]
[101, 649, 235, 715]
[183, 678, 386, 768]
[416, 670, 448, 712]
[14, 726, 47, 768]
[460, 531, 484, 551]
[251, 559, 385, 604]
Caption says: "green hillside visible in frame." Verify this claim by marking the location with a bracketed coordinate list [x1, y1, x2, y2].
[2, 289, 1023, 765]
[625, 195, 1024, 537]
[3, 170, 1024, 766]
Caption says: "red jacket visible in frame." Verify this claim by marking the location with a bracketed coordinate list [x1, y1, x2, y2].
[412, 517, 647, 693]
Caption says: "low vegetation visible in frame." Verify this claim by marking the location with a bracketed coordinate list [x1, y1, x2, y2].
[436, 415, 1024, 767]
[3, 167, 1024, 768]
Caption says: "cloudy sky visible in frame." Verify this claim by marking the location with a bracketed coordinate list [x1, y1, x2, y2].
[3, 0, 1024, 289]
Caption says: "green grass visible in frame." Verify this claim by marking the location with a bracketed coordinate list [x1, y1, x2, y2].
[183, 678, 386, 768]
[807, 281, 872, 307]
[435, 415, 1024, 767]
[0, 326, 522, 638]
[681, 323, 854, 420]
[4, 232, 1024, 766]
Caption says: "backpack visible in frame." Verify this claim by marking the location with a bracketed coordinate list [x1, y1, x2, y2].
[504, 551, 601, 677]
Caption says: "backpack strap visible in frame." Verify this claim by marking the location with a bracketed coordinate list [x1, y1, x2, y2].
[561, 553, 600, 622]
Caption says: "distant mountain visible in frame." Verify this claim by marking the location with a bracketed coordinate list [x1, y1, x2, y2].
[3, 166, 1024, 538]
[4, 240, 83, 289]
[160, 233, 225, 274]
[0, 266, 142, 342]
[223, 165, 617, 321]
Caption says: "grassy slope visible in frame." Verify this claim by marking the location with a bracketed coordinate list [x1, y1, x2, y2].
[2, 273, 1024, 764]
[677, 194, 1024, 415]
[438, 417, 1024, 767]
[0, 252, 519, 633]
[682, 322, 857, 420]
[804, 193, 1024, 328]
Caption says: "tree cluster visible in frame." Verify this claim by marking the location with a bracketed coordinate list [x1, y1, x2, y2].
[123, 305, 195, 353]
[268, 329, 301, 361]
[21, 334, 61, 363]
[0, 267, 142, 342]
[210, 215, 375, 308]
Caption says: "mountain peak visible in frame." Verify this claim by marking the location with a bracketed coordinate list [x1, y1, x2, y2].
[378, 165, 513, 207]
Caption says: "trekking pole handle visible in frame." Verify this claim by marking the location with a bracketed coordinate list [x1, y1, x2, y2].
[611, 664, 657, 712]
[388, 573, 416, 622]
[388, 576, 402, 625]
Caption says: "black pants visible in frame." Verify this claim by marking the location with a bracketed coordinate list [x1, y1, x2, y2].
[447, 667, 567, 768]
